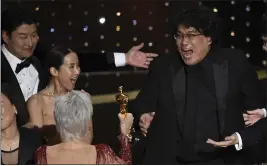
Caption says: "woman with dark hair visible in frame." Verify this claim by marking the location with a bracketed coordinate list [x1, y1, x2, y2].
[1, 83, 43, 164]
[27, 45, 81, 145]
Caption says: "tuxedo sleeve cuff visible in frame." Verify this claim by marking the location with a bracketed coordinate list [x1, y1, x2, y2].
[114, 53, 126, 67]
[234, 132, 243, 151]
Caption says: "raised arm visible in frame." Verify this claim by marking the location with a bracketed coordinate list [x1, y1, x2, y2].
[27, 94, 44, 128]
[79, 43, 158, 72]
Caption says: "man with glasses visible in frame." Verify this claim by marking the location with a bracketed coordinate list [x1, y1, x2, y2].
[132, 6, 265, 164]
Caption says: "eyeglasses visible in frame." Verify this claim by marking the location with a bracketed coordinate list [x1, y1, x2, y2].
[174, 33, 202, 41]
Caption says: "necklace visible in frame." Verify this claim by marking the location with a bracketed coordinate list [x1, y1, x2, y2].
[46, 86, 69, 96]
[46, 86, 55, 96]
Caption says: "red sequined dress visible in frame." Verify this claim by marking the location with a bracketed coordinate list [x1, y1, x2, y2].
[35, 134, 131, 164]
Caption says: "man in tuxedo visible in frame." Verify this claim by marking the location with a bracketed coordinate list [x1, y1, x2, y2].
[1, 6, 158, 127]
[1, 7, 47, 127]
[132, 6, 266, 164]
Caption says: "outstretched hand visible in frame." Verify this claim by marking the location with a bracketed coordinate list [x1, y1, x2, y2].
[126, 43, 158, 69]
[206, 134, 238, 148]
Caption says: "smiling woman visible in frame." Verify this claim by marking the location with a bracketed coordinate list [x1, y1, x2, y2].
[26, 45, 81, 145]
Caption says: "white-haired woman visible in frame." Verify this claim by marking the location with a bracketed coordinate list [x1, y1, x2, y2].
[35, 90, 133, 164]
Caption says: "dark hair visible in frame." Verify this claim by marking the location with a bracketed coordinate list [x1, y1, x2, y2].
[45, 45, 73, 76]
[1, 83, 15, 105]
[173, 6, 222, 44]
[1, 5, 37, 36]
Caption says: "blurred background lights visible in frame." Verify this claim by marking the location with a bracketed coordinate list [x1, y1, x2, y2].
[99, 17, 106, 24]
[116, 12, 121, 16]
[83, 25, 88, 32]
[230, 16, 235, 20]
[10, 1, 266, 69]
[246, 5, 251, 12]
[231, 31, 235, 36]
[132, 20, 137, 26]
[116, 26, 121, 31]
[164, 2, 169, 6]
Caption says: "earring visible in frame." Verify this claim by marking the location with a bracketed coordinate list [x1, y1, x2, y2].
[209, 39, 212, 44]
[14, 109, 17, 115]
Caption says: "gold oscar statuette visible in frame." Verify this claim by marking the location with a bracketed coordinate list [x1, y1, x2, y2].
[116, 86, 129, 116]
[116, 86, 134, 142]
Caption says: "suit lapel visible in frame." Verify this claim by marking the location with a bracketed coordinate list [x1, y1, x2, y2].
[213, 60, 228, 137]
[1, 53, 29, 126]
[1, 53, 25, 104]
[169, 59, 186, 136]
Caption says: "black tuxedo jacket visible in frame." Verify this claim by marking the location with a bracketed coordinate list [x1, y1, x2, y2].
[238, 116, 267, 163]
[239, 117, 267, 150]
[1, 52, 48, 127]
[132, 45, 266, 164]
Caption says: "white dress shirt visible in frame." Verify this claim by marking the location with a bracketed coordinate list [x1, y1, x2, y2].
[2, 45, 39, 101]
[235, 108, 267, 151]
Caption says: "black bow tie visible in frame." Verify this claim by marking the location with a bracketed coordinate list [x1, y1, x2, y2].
[15, 57, 33, 74]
